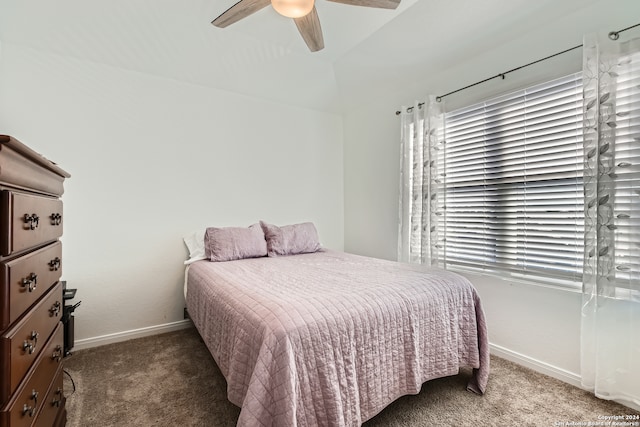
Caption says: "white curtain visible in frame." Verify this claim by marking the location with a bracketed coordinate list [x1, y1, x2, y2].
[397, 96, 445, 265]
[581, 33, 640, 407]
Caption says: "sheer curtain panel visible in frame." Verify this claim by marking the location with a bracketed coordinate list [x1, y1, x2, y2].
[398, 97, 445, 265]
[581, 32, 640, 407]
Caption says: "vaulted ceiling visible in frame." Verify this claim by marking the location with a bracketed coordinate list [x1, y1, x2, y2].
[0, 0, 631, 113]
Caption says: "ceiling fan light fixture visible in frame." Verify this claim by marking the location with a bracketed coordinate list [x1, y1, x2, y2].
[271, 0, 315, 18]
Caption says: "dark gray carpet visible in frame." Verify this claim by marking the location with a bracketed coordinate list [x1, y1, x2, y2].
[63, 327, 638, 426]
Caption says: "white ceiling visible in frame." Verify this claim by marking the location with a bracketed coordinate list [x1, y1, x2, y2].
[0, 0, 637, 113]
[0, 0, 418, 112]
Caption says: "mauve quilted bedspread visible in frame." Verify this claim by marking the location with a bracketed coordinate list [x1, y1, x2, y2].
[186, 250, 489, 427]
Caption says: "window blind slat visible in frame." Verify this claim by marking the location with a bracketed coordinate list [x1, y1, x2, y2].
[438, 73, 584, 283]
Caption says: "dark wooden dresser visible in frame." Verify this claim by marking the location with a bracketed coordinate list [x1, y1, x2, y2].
[0, 135, 70, 427]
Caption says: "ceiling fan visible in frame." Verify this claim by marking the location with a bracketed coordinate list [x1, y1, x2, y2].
[211, 0, 401, 52]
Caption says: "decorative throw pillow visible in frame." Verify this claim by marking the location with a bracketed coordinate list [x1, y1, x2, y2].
[259, 221, 321, 257]
[204, 224, 268, 262]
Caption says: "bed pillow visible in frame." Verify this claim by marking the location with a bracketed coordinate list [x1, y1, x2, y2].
[260, 221, 321, 257]
[204, 224, 268, 262]
[183, 230, 207, 265]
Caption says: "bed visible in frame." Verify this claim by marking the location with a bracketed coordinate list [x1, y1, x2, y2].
[185, 247, 489, 426]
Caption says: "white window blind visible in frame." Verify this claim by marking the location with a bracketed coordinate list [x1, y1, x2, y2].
[439, 73, 584, 284]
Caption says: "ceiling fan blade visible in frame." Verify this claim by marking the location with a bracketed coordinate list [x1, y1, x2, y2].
[294, 6, 324, 52]
[326, 0, 400, 9]
[212, 0, 271, 28]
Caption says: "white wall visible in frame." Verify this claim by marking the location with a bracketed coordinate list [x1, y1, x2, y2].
[342, 0, 640, 385]
[0, 43, 344, 344]
[1, 0, 637, 405]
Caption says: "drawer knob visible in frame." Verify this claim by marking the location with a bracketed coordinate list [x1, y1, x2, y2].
[50, 301, 62, 317]
[24, 213, 40, 230]
[50, 212, 62, 226]
[49, 257, 62, 271]
[52, 345, 63, 362]
[22, 331, 38, 354]
[52, 387, 63, 408]
[22, 389, 38, 417]
[21, 273, 38, 292]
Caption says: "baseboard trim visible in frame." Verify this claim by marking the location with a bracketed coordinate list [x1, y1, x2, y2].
[72, 319, 193, 351]
[489, 342, 582, 388]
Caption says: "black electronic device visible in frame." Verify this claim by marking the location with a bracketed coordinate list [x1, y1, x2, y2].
[63, 288, 77, 300]
[61, 281, 81, 357]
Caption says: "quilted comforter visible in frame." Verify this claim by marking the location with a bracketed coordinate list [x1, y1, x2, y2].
[186, 250, 489, 426]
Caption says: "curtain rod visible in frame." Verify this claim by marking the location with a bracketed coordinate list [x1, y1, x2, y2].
[395, 22, 640, 116]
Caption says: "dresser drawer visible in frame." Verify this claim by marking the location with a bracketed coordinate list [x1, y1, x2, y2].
[0, 191, 63, 257]
[0, 324, 64, 427]
[0, 242, 62, 331]
[32, 367, 64, 427]
[2, 324, 64, 407]
[0, 282, 62, 405]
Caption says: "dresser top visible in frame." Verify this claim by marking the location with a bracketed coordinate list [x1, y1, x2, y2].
[0, 135, 71, 179]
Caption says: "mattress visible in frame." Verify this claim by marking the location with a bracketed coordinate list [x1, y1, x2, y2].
[186, 250, 489, 426]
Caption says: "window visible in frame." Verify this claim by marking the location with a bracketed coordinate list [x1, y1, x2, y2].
[438, 73, 584, 285]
